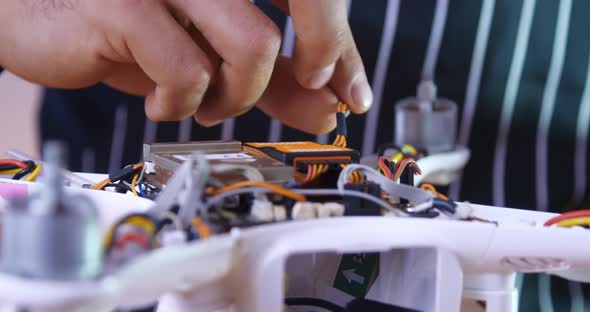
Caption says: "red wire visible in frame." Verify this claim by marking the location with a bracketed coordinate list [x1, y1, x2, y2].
[378, 156, 393, 179]
[544, 209, 590, 226]
[114, 232, 150, 249]
[302, 164, 314, 184]
[0, 159, 28, 169]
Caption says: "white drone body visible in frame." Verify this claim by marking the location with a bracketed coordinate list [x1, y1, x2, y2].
[0, 148, 588, 312]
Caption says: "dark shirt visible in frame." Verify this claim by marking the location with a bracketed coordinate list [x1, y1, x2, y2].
[32, 0, 590, 310]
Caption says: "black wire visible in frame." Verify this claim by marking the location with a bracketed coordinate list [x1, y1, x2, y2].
[108, 165, 137, 183]
[409, 208, 440, 218]
[432, 198, 457, 215]
[12, 161, 35, 180]
[335, 112, 347, 138]
[106, 182, 133, 194]
[285, 298, 345, 312]
[383, 157, 396, 175]
[0, 164, 20, 171]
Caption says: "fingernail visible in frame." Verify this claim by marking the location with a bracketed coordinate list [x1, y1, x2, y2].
[308, 63, 336, 89]
[195, 116, 223, 128]
[351, 77, 373, 111]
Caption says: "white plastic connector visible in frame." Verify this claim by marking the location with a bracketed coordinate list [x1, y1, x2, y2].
[315, 203, 345, 218]
[273, 205, 287, 221]
[144, 161, 156, 175]
[454, 202, 473, 220]
[323, 202, 345, 217]
[251, 200, 274, 222]
[292, 202, 316, 220]
[316, 203, 332, 219]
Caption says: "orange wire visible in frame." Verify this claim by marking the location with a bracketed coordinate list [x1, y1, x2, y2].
[332, 135, 343, 147]
[420, 183, 448, 201]
[214, 180, 306, 202]
[191, 217, 211, 239]
[544, 209, 590, 226]
[91, 163, 143, 190]
[331, 102, 349, 147]
[392, 158, 421, 181]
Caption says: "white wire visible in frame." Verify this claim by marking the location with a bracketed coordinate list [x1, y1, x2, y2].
[205, 187, 408, 217]
[338, 164, 434, 212]
[137, 164, 147, 185]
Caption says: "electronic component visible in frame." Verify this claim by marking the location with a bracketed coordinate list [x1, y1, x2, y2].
[343, 182, 383, 216]
[1, 143, 102, 280]
[245, 141, 359, 184]
[245, 141, 360, 169]
[143, 141, 293, 187]
[394, 81, 457, 153]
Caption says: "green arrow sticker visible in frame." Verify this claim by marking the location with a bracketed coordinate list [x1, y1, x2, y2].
[333, 253, 380, 298]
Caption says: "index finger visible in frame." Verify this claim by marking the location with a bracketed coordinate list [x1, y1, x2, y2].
[288, 0, 349, 90]
[93, 0, 214, 121]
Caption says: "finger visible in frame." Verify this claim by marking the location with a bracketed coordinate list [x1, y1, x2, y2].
[257, 56, 339, 134]
[95, 0, 214, 121]
[103, 63, 155, 96]
[329, 29, 373, 114]
[105, 25, 220, 99]
[288, 0, 348, 90]
[168, 0, 281, 126]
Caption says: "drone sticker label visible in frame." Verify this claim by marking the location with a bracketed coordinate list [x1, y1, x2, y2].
[333, 253, 380, 298]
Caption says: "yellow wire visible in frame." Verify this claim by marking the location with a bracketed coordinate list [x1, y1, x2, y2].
[126, 217, 156, 233]
[317, 164, 328, 179]
[191, 217, 211, 239]
[334, 134, 347, 147]
[331, 102, 349, 147]
[556, 217, 590, 228]
[0, 164, 43, 180]
[102, 215, 156, 249]
[337, 101, 348, 113]
[332, 135, 341, 147]
[131, 174, 140, 197]
[351, 171, 358, 183]
[91, 163, 143, 190]
[390, 152, 404, 163]
[24, 164, 42, 182]
[400, 144, 418, 157]
[0, 169, 22, 175]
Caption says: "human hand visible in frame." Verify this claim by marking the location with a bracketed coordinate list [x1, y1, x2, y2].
[256, 0, 373, 134]
[0, 0, 371, 134]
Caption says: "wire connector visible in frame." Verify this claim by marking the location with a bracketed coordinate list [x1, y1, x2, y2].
[144, 161, 156, 175]
[292, 202, 316, 220]
[251, 199, 274, 222]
